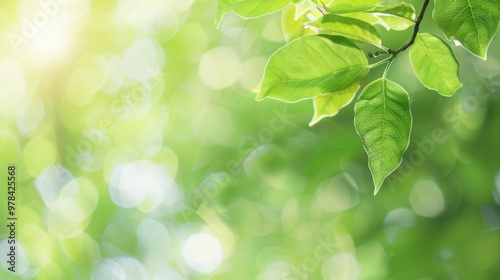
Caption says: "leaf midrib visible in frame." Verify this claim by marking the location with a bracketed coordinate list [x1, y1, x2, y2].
[264, 65, 367, 93]
[419, 36, 454, 93]
[466, 0, 482, 49]
[374, 79, 388, 176]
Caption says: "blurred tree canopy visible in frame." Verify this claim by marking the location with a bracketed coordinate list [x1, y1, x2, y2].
[0, 0, 499, 279]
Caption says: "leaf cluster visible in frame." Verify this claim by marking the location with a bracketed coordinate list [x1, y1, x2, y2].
[216, 0, 500, 194]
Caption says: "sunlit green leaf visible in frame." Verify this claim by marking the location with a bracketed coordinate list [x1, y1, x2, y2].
[354, 78, 412, 194]
[342, 3, 415, 31]
[293, 0, 321, 20]
[310, 82, 360, 126]
[216, 0, 290, 26]
[326, 0, 386, 14]
[369, 2, 416, 30]
[410, 33, 463, 96]
[281, 3, 319, 43]
[307, 14, 382, 46]
[433, 0, 500, 59]
[343, 13, 383, 27]
[257, 35, 369, 103]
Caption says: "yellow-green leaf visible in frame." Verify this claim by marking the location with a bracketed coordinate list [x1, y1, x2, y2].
[307, 14, 382, 46]
[410, 33, 463, 96]
[354, 79, 412, 194]
[433, 0, 500, 59]
[281, 3, 318, 43]
[369, 2, 416, 30]
[216, 0, 290, 27]
[257, 35, 369, 103]
[310, 83, 360, 126]
[326, 0, 386, 14]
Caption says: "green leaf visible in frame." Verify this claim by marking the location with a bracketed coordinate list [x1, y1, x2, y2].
[326, 0, 386, 14]
[257, 35, 369, 103]
[342, 13, 383, 27]
[433, 0, 500, 59]
[343, 2, 416, 30]
[410, 33, 463, 96]
[281, 3, 319, 43]
[354, 78, 412, 194]
[342, 3, 415, 31]
[307, 14, 382, 46]
[310, 82, 359, 126]
[293, 0, 321, 20]
[216, 0, 290, 26]
[368, 2, 416, 31]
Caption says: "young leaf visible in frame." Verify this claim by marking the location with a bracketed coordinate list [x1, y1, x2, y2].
[281, 3, 319, 43]
[368, 2, 416, 31]
[257, 35, 369, 103]
[293, 0, 320, 20]
[354, 79, 412, 194]
[410, 33, 463, 96]
[433, 0, 500, 59]
[310, 83, 360, 126]
[343, 13, 383, 28]
[307, 14, 382, 46]
[342, 3, 416, 31]
[216, 0, 290, 26]
[326, 0, 386, 14]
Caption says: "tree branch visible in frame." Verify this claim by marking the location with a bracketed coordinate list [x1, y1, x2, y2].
[388, 0, 430, 56]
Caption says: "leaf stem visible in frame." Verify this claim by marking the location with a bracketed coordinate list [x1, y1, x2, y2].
[368, 56, 392, 68]
[383, 58, 395, 79]
[387, 0, 430, 56]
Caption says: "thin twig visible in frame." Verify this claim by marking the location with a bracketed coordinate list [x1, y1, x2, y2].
[388, 0, 430, 56]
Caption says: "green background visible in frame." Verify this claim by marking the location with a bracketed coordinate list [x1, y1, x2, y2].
[0, 0, 499, 279]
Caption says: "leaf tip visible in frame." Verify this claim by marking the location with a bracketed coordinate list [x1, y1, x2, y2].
[215, 13, 223, 28]
[467, 47, 487, 60]
[309, 116, 321, 127]
[371, 174, 385, 195]
[255, 93, 265, 101]
[443, 82, 463, 97]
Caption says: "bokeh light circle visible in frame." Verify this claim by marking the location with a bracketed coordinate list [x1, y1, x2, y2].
[181, 232, 223, 274]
